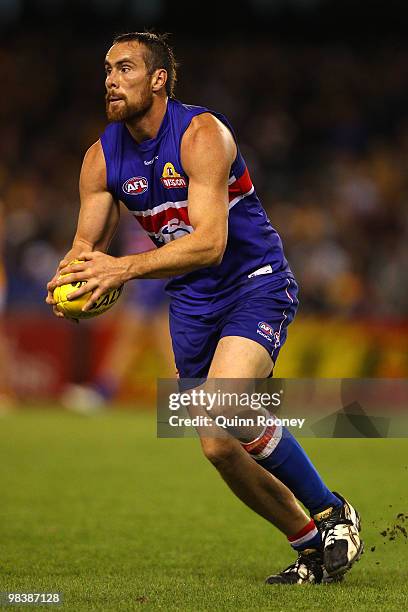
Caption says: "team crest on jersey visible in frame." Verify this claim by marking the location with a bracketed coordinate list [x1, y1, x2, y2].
[160, 218, 192, 242]
[161, 162, 187, 189]
[123, 176, 148, 195]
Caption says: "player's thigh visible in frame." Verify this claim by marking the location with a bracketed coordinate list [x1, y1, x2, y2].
[208, 277, 298, 379]
[205, 336, 272, 429]
[208, 335, 273, 378]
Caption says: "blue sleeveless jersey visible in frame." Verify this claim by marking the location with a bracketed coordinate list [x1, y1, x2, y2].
[101, 99, 293, 314]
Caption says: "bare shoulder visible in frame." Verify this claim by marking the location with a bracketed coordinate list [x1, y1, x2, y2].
[183, 113, 235, 149]
[181, 113, 236, 174]
[80, 140, 108, 193]
[82, 140, 106, 171]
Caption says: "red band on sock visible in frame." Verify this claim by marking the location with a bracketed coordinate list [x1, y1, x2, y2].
[287, 518, 316, 542]
[241, 424, 277, 455]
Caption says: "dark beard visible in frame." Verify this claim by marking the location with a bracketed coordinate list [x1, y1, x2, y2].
[105, 90, 154, 123]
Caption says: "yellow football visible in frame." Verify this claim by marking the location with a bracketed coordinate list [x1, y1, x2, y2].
[53, 260, 123, 320]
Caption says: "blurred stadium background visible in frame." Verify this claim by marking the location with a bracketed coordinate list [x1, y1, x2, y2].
[1, 0, 407, 408]
[1, 3, 408, 610]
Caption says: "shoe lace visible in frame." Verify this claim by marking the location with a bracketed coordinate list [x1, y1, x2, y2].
[283, 551, 321, 575]
[317, 507, 354, 546]
[316, 507, 353, 531]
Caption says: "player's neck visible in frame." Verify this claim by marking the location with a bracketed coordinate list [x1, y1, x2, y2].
[125, 96, 168, 144]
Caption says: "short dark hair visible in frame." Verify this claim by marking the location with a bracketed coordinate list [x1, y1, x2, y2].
[112, 31, 178, 98]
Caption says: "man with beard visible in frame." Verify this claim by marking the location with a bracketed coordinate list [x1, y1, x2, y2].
[46, 32, 363, 584]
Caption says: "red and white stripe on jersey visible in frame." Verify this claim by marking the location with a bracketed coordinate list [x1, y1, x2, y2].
[132, 200, 189, 232]
[228, 166, 254, 209]
[287, 519, 319, 548]
[131, 166, 254, 242]
[131, 200, 193, 243]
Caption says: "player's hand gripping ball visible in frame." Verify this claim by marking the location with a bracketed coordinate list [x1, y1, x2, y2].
[53, 260, 123, 320]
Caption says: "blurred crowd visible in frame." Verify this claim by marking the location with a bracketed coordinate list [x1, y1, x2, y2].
[1, 30, 407, 318]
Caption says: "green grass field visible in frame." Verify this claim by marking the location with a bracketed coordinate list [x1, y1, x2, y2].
[0, 410, 407, 611]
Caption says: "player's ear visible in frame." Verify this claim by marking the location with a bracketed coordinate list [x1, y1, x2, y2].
[152, 68, 167, 93]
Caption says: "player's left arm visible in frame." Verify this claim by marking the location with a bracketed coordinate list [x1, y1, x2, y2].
[58, 113, 236, 312]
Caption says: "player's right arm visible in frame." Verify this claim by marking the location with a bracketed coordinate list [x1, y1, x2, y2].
[46, 140, 120, 317]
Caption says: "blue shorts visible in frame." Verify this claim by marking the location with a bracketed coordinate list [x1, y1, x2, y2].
[169, 276, 298, 379]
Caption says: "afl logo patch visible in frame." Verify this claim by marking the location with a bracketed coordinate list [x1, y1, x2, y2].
[258, 322, 274, 336]
[123, 176, 148, 195]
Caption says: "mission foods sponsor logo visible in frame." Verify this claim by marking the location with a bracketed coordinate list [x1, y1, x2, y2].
[123, 176, 148, 195]
[161, 162, 187, 189]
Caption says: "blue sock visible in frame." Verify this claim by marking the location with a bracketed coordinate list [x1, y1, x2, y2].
[256, 427, 342, 515]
